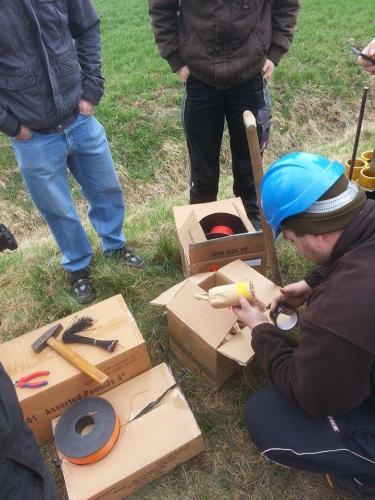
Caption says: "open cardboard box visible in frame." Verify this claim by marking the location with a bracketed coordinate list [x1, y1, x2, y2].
[151, 260, 280, 388]
[0, 295, 151, 443]
[53, 363, 204, 500]
[173, 198, 267, 277]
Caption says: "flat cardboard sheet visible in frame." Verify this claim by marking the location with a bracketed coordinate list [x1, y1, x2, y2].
[55, 363, 204, 500]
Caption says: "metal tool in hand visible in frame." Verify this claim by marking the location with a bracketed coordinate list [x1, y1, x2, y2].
[14, 370, 50, 388]
[265, 302, 299, 331]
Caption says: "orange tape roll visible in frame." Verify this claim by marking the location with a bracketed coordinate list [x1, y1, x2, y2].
[55, 397, 120, 465]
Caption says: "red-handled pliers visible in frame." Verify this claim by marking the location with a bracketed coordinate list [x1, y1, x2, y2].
[13, 370, 50, 388]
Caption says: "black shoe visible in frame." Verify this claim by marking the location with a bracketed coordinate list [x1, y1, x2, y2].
[105, 245, 145, 269]
[326, 474, 375, 499]
[69, 269, 96, 304]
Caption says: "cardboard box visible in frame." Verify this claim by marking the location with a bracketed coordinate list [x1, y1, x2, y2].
[0, 295, 151, 443]
[152, 260, 279, 387]
[173, 197, 267, 277]
[54, 363, 204, 500]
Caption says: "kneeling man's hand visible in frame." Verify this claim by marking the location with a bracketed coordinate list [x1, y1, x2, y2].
[232, 296, 270, 329]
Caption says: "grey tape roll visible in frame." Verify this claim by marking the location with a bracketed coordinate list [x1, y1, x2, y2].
[270, 303, 298, 331]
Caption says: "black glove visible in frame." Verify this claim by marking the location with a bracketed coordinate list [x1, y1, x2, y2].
[0, 224, 17, 252]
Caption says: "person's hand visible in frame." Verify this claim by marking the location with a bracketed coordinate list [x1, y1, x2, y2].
[79, 98, 95, 116]
[270, 280, 312, 311]
[358, 38, 375, 75]
[232, 296, 270, 330]
[261, 59, 275, 80]
[176, 65, 190, 83]
[14, 125, 33, 141]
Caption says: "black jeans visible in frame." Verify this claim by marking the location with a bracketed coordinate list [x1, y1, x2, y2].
[182, 74, 271, 221]
[245, 386, 375, 485]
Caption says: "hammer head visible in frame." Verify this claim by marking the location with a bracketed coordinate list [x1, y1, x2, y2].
[31, 323, 63, 353]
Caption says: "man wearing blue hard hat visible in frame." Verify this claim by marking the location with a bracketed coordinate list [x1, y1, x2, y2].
[233, 152, 375, 498]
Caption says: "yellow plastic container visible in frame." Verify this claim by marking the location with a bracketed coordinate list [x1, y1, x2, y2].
[358, 167, 375, 190]
[344, 158, 367, 180]
[361, 151, 373, 164]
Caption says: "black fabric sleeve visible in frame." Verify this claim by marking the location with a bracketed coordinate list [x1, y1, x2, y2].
[268, 0, 300, 65]
[304, 266, 329, 289]
[148, 0, 185, 72]
[67, 0, 104, 104]
[0, 105, 21, 137]
[0, 365, 23, 462]
[251, 321, 374, 417]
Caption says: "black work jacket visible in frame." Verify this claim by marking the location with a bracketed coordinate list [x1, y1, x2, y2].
[0, 0, 104, 137]
[0, 364, 57, 498]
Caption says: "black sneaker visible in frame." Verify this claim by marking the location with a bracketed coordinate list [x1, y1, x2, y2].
[326, 474, 375, 499]
[69, 269, 96, 304]
[105, 245, 145, 268]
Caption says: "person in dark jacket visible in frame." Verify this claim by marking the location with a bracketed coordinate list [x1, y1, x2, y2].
[0, 0, 144, 305]
[233, 152, 375, 498]
[148, 0, 300, 229]
[0, 230, 57, 499]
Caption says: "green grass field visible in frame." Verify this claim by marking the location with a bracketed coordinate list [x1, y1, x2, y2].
[1, 0, 375, 498]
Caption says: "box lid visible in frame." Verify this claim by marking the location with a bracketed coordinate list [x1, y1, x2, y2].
[55, 363, 203, 500]
[217, 326, 254, 366]
[0, 295, 145, 403]
[173, 197, 253, 231]
[218, 260, 280, 307]
[166, 280, 237, 350]
[150, 272, 214, 307]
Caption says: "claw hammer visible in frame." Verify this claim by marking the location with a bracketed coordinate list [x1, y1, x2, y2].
[31, 324, 109, 385]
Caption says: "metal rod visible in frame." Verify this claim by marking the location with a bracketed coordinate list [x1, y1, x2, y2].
[349, 85, 369, 180]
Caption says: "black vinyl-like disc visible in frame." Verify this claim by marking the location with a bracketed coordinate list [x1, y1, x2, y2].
[199, 213, 247, 240]
[54, 397, 116, 459]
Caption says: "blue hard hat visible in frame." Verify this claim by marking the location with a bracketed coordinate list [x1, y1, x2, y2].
[260, 152, 344, 237]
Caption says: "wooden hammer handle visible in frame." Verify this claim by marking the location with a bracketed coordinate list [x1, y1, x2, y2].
[243, 110, 283, 287]
[47, 337, 109, 385]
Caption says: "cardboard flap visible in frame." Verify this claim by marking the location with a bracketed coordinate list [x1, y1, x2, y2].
[150, 272, 214, 307]
[217, 327, 254, 366]
[232, 198, 254, 232]
[166, 280, 237, 349]
[188, 232, 264, 265]
[218, 260, 280, 307]
[179, 211, 206, 256]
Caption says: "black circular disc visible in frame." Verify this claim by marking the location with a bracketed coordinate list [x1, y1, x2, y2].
[199, 213, 247, 238]
[54, 397, 116, 458]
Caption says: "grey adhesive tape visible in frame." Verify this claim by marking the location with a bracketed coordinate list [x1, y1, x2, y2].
[270, 303, 298, 331]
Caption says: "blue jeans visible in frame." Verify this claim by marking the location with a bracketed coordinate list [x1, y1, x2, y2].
[12, 114, 126, 272]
